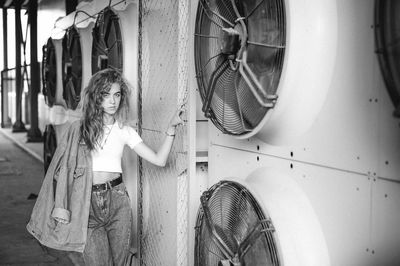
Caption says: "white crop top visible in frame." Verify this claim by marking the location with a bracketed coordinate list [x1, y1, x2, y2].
[91, 122, 143, 172]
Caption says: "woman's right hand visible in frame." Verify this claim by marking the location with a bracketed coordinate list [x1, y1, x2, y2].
[166, 105, 185, 135]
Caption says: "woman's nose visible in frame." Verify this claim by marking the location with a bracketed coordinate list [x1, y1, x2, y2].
[110, 96, 115, 104]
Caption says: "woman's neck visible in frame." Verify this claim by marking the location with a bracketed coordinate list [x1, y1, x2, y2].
[103, 114, 115, 125]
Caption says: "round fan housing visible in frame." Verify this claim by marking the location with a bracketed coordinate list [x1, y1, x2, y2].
[195, 0, 338, 144]
[42, 37, 57, 107]
[375, 0, 400, 117]
[62, 26, 83, 110]
[91, 7, 123, 74]
[195, 0, 286, 136]
[197, 168, 331, 265]
[195, 180, 280, 266]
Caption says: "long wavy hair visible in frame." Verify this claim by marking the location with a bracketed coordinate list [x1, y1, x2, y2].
[80, 68, 131, 151]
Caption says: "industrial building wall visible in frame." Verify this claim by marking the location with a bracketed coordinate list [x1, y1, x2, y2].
[207, 0, 400, 265]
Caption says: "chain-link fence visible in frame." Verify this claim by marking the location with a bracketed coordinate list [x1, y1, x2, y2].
[138, 0, 189, 264]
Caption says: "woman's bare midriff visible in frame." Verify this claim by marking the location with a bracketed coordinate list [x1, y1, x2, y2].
[93, 171, 121, 185]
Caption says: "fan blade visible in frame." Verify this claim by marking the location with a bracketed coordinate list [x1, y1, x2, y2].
[200, 192, 235, 259]
[238, 218, 275, 261]
[237, 223, 263, 260]
[245, 0, 266, 19]
[198, 52, 223, 75]
[107, 39, 120, 51]
[104, 12, 113, 43]
[93, 37, 107, 54]
[234, 71, 253, 132]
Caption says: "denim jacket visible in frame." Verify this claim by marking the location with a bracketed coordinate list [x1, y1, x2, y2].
[26, 120, 93, 252]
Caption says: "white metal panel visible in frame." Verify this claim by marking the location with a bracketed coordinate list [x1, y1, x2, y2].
[371, 179, 400, 265]
[375, 59, 400, 182]
[210, 0, 389, 180]
[291, 0, 380, 175]
[245, 0, 338, 143]
[244, 168, 329, 266]
[209, 144, 374, 266]
[118, 2, 138, 88]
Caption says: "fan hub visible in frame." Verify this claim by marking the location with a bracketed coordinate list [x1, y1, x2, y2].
[219, 23, 245, 58]
[219, 29, 240, 56]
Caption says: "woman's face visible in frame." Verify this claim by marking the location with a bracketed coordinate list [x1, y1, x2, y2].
[101, 83, 121, 116]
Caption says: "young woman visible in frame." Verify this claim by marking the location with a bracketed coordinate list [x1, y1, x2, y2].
[27, 68, 183, 265]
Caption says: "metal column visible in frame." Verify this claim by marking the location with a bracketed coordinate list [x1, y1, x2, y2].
[12, 0, 26, 132]
[27, 0, 42, 142]
[1, 8, 11, 128]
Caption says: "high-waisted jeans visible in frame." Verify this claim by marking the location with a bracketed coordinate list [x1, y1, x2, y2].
[83, 182, 132, 266]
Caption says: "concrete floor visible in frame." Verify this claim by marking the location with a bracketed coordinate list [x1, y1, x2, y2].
[0, 128, 77, 265]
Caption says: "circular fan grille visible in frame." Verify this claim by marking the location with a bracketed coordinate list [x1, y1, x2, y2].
[195, 181, 280, 266]
[62, 27, 82, 110]
[195, 0, 286, 136]
[375, 0, 400, 117]
[91, 7, 123, 74]
[42, 38, 57, 107]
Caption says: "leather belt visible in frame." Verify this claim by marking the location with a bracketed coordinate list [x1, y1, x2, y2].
[92, 175, 122, 192]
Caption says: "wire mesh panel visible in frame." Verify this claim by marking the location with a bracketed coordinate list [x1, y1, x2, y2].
[138, 0, 188, 265]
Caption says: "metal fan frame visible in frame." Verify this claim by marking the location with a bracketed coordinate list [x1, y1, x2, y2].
[62, 26, 83, 110]
[42, 38, 57, 107]
[195, 180, 280, 266]
[195, 0, 338, 144]
[194, 0, 286, 136]
[91, 6, 123, 74]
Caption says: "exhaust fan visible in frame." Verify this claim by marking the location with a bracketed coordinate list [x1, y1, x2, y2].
[194, 0, 285, 136]
[62, 26, 82, 110]
[42, 38, 57, 107]
[92, 7, 123, 74]
[195, 181, 279, 266]
[375, 0, 400, 117]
